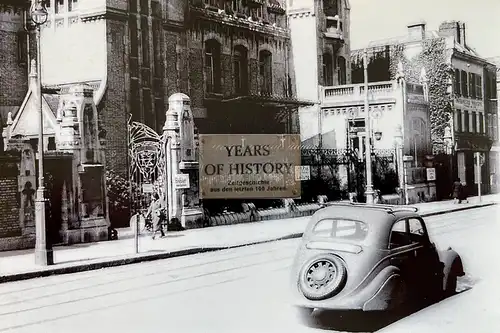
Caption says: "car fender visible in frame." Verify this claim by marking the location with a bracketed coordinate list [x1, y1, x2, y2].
[348, 265, 403, 310]
[438, 247, 465, 290]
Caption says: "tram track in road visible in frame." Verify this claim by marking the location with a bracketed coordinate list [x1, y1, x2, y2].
[0, 242, 298, 315]
[425, 206, 497, 236]
[0, 255, 293, 332]
[0, 239, 299, 297]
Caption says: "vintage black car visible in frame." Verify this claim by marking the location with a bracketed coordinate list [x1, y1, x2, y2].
[290, 202, 465, 317]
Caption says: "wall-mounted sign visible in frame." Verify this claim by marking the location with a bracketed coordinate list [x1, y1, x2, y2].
[142, 183, 154, 193]
[454, 97, 484, 113]
[295, 166, 311, 181]
[426, 168, 436, 181]
[403, 155, 414, 162]
[199, 134, 301, 199]
[174, 174, 190, 189]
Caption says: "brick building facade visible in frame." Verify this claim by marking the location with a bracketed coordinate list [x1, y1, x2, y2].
[10, 0, 309, 180]
[0, 0, 29, 147]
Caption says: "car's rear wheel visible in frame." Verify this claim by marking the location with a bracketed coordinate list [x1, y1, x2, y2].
[298, 253, 347, 301]
[444, 273, 457, 297]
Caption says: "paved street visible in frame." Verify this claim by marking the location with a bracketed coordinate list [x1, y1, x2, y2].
[1, 194, 497, 279]
[0, 205, 496, 333]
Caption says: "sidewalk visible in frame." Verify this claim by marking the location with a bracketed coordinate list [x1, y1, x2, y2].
[0, 194, 498, 283]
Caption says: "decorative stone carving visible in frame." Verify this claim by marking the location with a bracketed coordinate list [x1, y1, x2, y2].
[57, 103, 80, 151]
[163, 93, 203, 228]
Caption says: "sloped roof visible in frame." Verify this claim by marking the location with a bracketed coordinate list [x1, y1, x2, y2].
[360, 27, 481, 60]
[487, 56, 500, 71]
[43, 93, 61, 115]
[9, 89, 58, 137]
[367, 30, 441, 48]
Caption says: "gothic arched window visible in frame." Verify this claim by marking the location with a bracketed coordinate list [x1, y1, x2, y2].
[259, 50, 273, 95]
[205, 39, 222, 93]
[234, 45, 249, 95]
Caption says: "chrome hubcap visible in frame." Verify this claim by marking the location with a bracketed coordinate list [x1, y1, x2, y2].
[305, 260, 337, 289]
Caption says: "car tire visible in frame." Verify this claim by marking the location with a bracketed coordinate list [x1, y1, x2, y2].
[444, 273, 457, 298]
[298, 253, 347, 301]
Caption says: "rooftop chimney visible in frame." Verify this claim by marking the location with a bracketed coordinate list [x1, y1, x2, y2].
[439, 21, 466, 46]
[407, 21, 426, 41]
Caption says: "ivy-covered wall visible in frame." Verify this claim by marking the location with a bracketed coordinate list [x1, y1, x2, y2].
[350, 38, 453, 154]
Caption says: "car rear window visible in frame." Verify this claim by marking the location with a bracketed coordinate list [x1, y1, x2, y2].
[311, 218, 368, 241]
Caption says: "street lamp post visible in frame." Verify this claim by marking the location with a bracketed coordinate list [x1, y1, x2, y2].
[31, 0, 52, 266]
[363, 50, 375, 204]
[394, 125, 408, 205]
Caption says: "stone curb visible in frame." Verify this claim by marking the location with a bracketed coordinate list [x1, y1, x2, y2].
[0, 202, 496, 285]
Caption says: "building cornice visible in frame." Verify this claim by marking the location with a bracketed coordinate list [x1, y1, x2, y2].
[287, 9, 315, 19]
[453, 49, 497, 68]
[162, 19, 185, 32]
[80, 7, 128, 23]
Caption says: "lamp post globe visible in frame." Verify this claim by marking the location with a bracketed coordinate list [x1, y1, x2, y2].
[31, 2, 48, 26]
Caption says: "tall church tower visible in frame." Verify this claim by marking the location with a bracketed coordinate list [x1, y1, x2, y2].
[287, 0, 351, 143]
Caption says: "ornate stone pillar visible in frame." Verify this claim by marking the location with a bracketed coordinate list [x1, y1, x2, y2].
[163, 93, 204, 228]
[163, 95, 180, 221]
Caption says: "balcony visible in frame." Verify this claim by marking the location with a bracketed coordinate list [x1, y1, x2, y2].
[189, 4, 289, 38]
[324, 16, 343, 41]
[322, 81, 398, 107]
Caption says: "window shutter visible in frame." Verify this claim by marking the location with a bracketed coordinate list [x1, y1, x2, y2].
[469, 73, 475, 98]
[476, 75, 482, 99]
[461, 71, 468, 96]
[454, 69, 461, 95]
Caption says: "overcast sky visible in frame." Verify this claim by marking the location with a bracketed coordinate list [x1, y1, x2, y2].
[349, 0, 500, 59]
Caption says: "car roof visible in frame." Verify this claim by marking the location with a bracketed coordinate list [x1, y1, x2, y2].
[305, 203, 422, 246]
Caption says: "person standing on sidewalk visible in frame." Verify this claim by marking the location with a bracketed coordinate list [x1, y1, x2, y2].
[147, 193, 166, 239]
[452, 178, 463, 204]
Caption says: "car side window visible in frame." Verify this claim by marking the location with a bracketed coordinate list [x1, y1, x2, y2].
[408, 218, 427, 244]
[389, 220, 410, 250]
